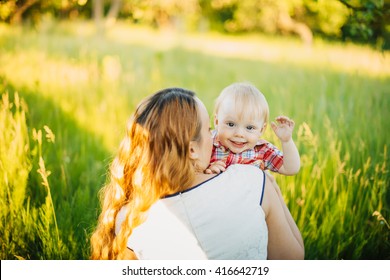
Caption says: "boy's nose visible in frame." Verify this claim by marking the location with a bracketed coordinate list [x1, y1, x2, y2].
[234, 127, 244, 137]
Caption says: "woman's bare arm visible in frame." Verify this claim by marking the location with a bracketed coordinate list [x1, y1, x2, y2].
[262, 176, 304, 259]
[123, 248, 138, 260]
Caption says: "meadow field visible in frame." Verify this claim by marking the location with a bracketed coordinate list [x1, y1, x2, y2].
[0, 20, 389, 260]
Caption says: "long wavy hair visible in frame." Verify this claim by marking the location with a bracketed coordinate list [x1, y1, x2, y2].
[90, 88, 201, 259]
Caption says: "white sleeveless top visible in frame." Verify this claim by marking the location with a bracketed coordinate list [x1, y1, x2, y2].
[115, 164, 268, 259]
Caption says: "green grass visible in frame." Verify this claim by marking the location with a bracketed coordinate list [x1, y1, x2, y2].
[0, 20, 389, 259]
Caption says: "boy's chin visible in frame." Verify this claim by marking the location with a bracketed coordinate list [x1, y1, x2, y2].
[228, 146, 245, 154]
[227, 142, 247, 153]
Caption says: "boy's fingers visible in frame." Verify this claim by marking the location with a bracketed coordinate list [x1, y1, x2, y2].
[276, 116, 292, 123]
[214, 164, 225, 171]
[275, 116, 295, 128]
[214, 160, 226, 167]
[210, 166, 221, 174]
[218, 166, 226, 172]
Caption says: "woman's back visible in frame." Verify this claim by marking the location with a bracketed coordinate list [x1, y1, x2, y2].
[92, 88, 303, 260]
[115, 165, 268, 259]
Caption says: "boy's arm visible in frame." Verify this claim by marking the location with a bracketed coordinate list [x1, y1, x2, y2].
[278, 139, 300, 175]
[271, 116, 300, 175]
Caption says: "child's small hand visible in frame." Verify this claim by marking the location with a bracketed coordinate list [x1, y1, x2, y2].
[205, 161, 226, 174]
[271, 116, 295, 143]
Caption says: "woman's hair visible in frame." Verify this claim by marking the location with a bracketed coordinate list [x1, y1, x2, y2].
[214, 82, 269, 124]
[90, 87, 201, 259]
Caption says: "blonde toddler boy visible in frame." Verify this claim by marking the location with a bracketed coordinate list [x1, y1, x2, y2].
[206, 82, 300, 175]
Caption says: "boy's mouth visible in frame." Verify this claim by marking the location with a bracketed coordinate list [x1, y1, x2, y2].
[229, 140, 246, 149]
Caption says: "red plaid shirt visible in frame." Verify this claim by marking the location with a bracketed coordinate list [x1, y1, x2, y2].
[210, 132, 284, 172]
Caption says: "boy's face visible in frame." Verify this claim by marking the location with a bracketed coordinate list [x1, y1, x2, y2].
[215, 98, 265, 154]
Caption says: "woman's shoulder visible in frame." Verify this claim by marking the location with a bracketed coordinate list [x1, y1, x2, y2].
[223, 164, 266, 203]
[194, 165, 265, 191]
[178, 164, 266, 205]
[225, 164, 265, 179]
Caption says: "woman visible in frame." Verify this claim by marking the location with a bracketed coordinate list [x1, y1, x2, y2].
[90, 87, 304, 260]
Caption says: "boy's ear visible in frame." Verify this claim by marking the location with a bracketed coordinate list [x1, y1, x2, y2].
[260, 123, 267, 133]
[214, 114, 218, 128]
[189, 141, 199, 160]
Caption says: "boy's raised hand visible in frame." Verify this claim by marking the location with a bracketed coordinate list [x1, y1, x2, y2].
[271, 116, 295, 143]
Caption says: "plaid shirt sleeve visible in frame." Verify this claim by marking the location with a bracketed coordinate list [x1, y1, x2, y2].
[255, 142, 284, 172]
[210, 145, 219, 164]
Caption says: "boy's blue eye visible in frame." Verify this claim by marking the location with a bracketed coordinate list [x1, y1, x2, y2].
[247, 126, 255, 130]
[227, 122, 234, 127]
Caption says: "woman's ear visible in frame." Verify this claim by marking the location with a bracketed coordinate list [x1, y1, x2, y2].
[189, 141, 199, 160]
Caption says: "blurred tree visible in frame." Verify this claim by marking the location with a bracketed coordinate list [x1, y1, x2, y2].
[0, 0, 388, 48]
[119, 0, 200, 30]
[276, 0, 314, 45]
[10, 0, 37, 23]
[199, 0, 316, 44]
[0, 0, 90, 24]
[198, 0, 387, 47]
[338, 0, 389, 48]
[198, 0, 350, 45]
[303, 0, 349, 38]
[93, 0, 122, 29]
[0, 0, 38, 24]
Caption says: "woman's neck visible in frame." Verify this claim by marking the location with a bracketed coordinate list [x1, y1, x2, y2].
[162, 172, 218, 199]
[190, 172, 218, 189]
